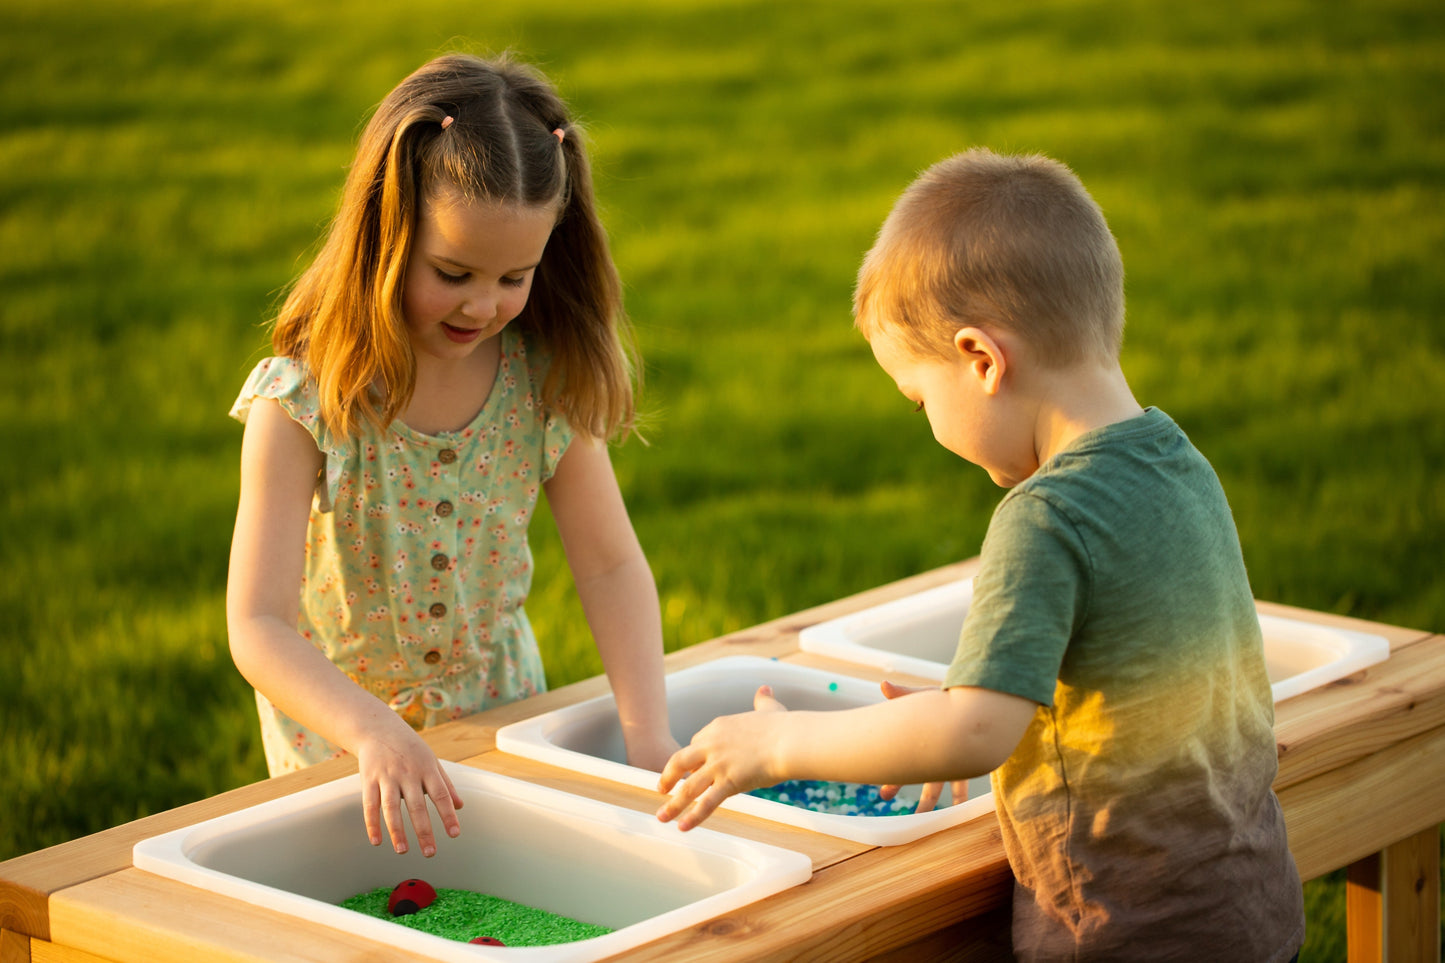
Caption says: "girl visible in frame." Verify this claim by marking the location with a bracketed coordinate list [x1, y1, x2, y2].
[226, 53, 675, 859]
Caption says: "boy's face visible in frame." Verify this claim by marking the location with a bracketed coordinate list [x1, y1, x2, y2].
[867, 324, 1035, 487]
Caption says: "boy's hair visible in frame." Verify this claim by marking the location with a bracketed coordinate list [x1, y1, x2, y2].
[854, 148, 1124, 367]
[273, 53, 636, 440]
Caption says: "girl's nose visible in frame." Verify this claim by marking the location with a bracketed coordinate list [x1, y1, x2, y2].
[461, 287, 498, 322]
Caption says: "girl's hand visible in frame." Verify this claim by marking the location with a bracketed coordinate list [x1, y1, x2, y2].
[656, 685, 786, 831]
[875, 680, 970, 812]
[355, 716, 463, 857]
[625, 728, 683, 773]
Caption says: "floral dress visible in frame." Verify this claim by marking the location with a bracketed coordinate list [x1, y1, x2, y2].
[230, 325, 573, 774]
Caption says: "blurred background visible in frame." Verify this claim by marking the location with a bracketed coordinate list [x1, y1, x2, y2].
[2, 0, 1441, 956]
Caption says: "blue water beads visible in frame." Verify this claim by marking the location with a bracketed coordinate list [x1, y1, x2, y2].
[746, 779, 915, 817]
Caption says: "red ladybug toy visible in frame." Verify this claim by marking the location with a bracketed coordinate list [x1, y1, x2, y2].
[470, 936, 506, 945]
[388, 879, 437, 916]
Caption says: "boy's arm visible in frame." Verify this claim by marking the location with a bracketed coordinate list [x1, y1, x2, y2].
[656, 683, 1038, 831]
[544, 435, 677, 772]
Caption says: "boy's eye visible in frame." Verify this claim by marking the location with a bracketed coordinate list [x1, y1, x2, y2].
[434, 267, 468, 285]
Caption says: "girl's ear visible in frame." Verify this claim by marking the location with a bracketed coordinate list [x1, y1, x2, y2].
[953, 326, 1007, 395]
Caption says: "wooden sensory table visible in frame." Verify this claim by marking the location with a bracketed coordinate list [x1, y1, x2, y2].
[2, 558, 1442, 962]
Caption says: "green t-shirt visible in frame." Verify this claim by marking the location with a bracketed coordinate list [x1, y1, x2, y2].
[944, 408, 1304, 962]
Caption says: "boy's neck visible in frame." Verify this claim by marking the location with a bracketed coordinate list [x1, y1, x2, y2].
[1031, 359, 1144, 468]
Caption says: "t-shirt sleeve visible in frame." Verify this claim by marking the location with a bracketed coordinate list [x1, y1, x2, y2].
[943, 490, 1091, 706]
[229, 356, 348, 511]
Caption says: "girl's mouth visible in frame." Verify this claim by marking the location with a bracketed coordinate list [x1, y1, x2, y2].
[442, 322, 483, 344]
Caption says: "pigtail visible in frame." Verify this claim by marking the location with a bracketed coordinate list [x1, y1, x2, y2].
[521, 119, 638, 441]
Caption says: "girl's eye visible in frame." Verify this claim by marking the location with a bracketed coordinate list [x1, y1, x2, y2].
[914, 400, 925, 413]
[434, 267, 468, 285]
[500, 275, 527, 289]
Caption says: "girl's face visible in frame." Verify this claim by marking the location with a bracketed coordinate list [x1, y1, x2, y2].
[402, 186, 557, 364]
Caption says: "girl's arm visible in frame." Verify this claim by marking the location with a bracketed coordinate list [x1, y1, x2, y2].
[543, 435, 677, 771]
[656, 682, 1037, 831]
[226, 398, 462, 856]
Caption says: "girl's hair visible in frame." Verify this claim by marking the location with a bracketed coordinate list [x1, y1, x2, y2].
[272, 52, 636, 440]
[854, 148, 1124, 367]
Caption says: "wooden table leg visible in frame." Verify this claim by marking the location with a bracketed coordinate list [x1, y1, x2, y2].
[1346, 824, 1441, 962]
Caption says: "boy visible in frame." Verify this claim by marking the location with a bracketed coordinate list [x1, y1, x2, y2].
[657, 149, 1305, 962]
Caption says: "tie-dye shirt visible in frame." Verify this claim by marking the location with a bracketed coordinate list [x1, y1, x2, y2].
[230, 325, 572, 774]
[944, 408, 1304, 962]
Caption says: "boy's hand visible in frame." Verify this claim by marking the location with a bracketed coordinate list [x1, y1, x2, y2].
[656, 685, 786, 831]
[355, 716, 463, 858]
[875, 680, 971, 812]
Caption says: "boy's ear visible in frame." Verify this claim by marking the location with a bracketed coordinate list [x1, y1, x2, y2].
[953, 326, 1006, 395]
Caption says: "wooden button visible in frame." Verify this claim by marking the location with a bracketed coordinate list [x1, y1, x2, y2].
[430, 553, 449, 571]
[424, 650, 442, 665]
[438, 448, 458, 464]
[428, 602, 447, 618]
[436, 500, 453, 517]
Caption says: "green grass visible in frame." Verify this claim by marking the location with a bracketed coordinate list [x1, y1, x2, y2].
[2, 1, 1442, 958]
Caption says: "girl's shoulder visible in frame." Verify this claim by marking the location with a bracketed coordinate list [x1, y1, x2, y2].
[229, 356, 346, 459]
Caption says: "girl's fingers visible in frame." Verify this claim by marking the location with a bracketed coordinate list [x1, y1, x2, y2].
[405, 785, 437, 857]
[422, 769, 461, 844]
[380, 785, 409, 854]
[952, 780, 970, 804]
[878, 783, 901, 801]
[363, 782, 384, 847]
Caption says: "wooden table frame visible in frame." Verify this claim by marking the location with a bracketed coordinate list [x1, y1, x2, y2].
[3, 559, 1442, 962]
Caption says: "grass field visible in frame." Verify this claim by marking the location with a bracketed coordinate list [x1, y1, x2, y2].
[2, 0, 1442, 957]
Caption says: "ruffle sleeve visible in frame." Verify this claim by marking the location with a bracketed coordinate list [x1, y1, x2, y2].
[517, 330, 575, 481]
[230, 356, 351, 512]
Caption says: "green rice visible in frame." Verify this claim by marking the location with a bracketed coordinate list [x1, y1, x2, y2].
[341, 885, 613, 947]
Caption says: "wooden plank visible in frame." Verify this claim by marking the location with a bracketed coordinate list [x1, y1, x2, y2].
[0, 758, 358, 942]
[1347, 852, 1384, 963]
[1, 928, 30, 963]
[611, 814, 1011, 962]
[465, 751, 866, 872]
[863, 905, 1012, 963]
[30, 941, 111, 963]
[1381, 827, 1440, 963]
[47, 869, 442, 963]
[1278, 723, 1445, 882]
[1275, 635, 1445, 792]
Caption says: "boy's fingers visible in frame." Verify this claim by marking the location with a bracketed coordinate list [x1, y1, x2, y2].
[658, 745, 700, 794]
[754, 684, 785, 712]
[914, 781, 942, 814]
[880, 679, 929, 700]
[676, 785, 728, 832]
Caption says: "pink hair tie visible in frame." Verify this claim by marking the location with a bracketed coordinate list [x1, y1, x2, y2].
[440, 115, 454, 130]
[553, 127, 565, 144]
